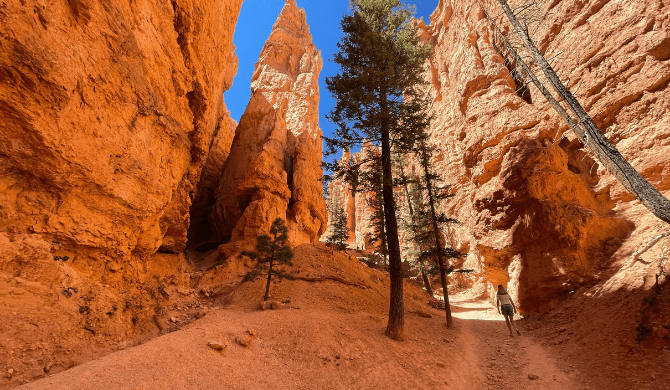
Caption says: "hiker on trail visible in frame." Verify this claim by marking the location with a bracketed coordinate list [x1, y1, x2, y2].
[496, 285, 522, 337]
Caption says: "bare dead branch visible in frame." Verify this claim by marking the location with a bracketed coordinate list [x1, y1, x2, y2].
[630, 230, 670, 267]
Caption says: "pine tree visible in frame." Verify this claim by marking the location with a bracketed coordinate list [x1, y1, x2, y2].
[399, 168, 433, 296]
[324, 0, 432, 341]
[243, 218, 294, 301]
[327, 188, 350, 251]
[413, 135, 463, 328]
[360, 148, 389, 266]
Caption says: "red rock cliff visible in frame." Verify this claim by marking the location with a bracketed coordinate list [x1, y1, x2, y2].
[0, 0, 243, 257]
[210, 0, 327, 245]
[0, 0, 244, 384]
[324, 0, 670, 312]
[414, 0, 670, 313]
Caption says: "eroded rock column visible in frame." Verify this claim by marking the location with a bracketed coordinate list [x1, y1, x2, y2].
[209, 0, 326, 245]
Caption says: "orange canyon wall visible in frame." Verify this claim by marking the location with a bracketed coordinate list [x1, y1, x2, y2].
[417, 0, 670, 312]
[325, 0, 670, 313]
[0, 0, 243, 257]
[0, 1, 325, 386]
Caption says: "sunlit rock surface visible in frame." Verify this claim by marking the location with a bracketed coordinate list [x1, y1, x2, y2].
[210, 0, 326, 245]
[0, 0, 243, 257]
[413, 0, 670, 313]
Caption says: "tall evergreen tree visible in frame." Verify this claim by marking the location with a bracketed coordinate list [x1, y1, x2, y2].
[399, 167, 433, 296]
[243, 218, 294, 301]
[360, 148, 389, 266]
[324, 0, 432, 340]
[326, 188, 350, 251]
[413, 135, 463, 328]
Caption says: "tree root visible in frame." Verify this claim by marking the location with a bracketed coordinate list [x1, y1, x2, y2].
[293, 275, 370, 289]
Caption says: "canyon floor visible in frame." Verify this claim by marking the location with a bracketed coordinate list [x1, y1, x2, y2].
[8, 244, 670, 390]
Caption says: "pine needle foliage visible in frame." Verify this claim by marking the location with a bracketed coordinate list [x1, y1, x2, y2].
[324, 0, 432, 341]
[242, 218, 294, 301]
[326, 189, 350, 251]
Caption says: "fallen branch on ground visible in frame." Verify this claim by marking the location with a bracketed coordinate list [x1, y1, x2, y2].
[630, 231, 670, 267]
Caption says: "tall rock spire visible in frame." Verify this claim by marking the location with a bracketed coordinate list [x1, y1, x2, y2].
[210, 0, 326, 244]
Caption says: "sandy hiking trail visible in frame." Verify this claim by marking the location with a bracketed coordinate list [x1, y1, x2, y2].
[13, 245, 583, 389]
[451, 298, 580, 390]
[17, 299, 580, 390]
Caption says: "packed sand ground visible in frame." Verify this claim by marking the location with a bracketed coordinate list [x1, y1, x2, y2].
[10, 244, 670, 389]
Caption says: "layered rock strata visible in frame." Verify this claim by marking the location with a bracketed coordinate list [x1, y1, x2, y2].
[413, 0, 670, 312]
[210, 0, 326, 245]
[0, 1, 243, 386]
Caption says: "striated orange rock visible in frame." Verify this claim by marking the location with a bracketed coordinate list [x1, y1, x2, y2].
[327, 0, 669, 312]
[410, 0, 670, 313]
[0, 0, 243, 257]
[210, 0, 326, 245]
[0, 1, 244, 383]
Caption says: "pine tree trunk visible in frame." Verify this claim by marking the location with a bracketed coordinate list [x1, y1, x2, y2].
[437, 257, 453, 328]
[420, 261, 434, 297]
[381, 96, 404, 341]
[495, 0, 670, 225]
[423, 159, 454, 328]
[264, 258, 273, 301]
[264, 241, 276, 301]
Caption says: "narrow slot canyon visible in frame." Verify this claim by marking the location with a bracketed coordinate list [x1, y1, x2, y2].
[1, 0, 669, 389]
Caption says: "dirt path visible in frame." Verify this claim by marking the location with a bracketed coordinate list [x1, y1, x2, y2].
[6, 240, 585, 390]
[451, 298, 582, 390]
[17, 300, 583, 390]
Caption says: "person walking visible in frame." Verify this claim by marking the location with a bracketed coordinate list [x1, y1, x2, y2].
[496, 285, 522, 336]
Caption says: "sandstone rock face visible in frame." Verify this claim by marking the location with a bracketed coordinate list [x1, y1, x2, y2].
[323, 146, 379, 251]
[411, 0, 670, 313]
[210, 0, 326, 245]
[188, 110, 237, 250]
[0, 1, 244, 384]
[325, 0, 670, 312]
[0, 0, 242, 258]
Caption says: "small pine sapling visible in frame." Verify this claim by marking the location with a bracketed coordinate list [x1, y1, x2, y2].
[243, 218, 294, 301]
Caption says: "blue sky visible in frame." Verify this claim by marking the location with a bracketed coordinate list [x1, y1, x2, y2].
[225, 0, 438, 150]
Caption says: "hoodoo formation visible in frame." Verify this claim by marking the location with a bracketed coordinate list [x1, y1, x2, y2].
[1, 0, 670, 389]
[206, 0, 326, 247]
